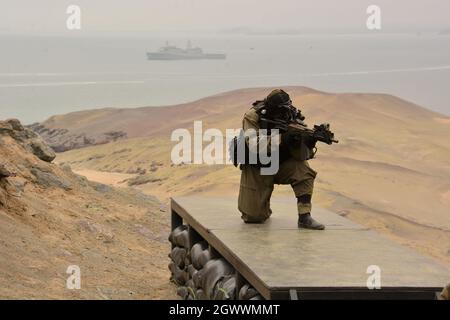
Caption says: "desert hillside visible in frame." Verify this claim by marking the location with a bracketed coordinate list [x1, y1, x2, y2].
[0, 119, 175, 299]
[33, 86, 450, 268]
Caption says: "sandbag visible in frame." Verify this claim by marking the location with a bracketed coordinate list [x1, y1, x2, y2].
[186, 279, 195, 289]
[201, 258, 235, 299]
[168, 225, 190, 248]
[198, 249, 217, 270]
[184, 253, 191, 268]
[186, 293, 195, 300]
[239, 284, 260, 300]
[213, 275, 236, 300]
[187, 264, 198, 279]
[190, 242, 218, 270]
[175, 230, 190, 248]
[189, 241, 208, 269]
[196, 289, 207, 300]
[169, 261, 189, 286]
[168, 225, 187, 244]
[176, 286, 189, 299]
[192, 267, 203, 289]
[186, 279, 197, 300]
[169, 247, 187, 269]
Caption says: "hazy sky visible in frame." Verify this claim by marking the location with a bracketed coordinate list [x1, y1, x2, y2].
[1, 0, 449, 35]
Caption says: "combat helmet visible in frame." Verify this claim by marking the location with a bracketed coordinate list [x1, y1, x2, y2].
[265, 89, 291, 109]
[262, 89, 296, 121]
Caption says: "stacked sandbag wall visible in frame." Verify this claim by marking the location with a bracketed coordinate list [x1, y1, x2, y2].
[168, 224, 263, 300]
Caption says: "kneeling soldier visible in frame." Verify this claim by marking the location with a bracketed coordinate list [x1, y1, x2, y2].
[237, 89, 325, 230]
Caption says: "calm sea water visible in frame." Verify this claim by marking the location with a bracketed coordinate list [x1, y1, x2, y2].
[1, 33, 449, 123]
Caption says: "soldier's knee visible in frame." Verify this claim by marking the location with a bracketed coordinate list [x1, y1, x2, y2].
[239, 208, 271, 224]
[241, 215, 267, 224]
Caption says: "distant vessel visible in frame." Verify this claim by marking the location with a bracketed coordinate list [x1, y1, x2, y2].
[147, 41, 226, 60]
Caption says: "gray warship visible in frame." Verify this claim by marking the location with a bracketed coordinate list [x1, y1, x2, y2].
[147, 41, 226, 60]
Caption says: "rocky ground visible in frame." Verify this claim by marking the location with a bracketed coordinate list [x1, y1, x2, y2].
[0, 119, 176, 299]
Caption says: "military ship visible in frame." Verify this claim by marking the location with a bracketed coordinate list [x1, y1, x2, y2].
[147, 41, 226, 60]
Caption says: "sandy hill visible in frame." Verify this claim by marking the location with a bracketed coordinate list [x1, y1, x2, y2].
[29, 87, 322, 151]
[0, 119, 175, 299]
[32, 86, 450, 268]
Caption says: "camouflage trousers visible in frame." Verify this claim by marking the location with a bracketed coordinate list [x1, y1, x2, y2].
[238, 158, 317, 223]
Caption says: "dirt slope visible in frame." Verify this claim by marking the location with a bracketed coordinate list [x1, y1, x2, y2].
[0, 119, 175, 299]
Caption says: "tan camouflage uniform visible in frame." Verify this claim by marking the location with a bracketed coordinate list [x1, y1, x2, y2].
[238, 107, 317, 223]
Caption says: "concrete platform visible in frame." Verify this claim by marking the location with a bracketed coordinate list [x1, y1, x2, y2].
[171, 196, 450, 299]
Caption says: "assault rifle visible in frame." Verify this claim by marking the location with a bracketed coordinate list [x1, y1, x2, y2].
[260, 118, 339, 145]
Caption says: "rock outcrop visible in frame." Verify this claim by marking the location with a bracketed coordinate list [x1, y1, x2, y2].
[28, 122, 127, 152]
[0, 119, 69, 214]
[30, 140, 56, 162]
[0, 164, 11, 179]
[2, 119, 55, 162]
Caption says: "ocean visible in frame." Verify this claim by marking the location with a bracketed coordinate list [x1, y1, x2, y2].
[1, 33, 449, 123]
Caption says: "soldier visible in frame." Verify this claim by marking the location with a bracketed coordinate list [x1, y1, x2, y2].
[237, 89, 325, 230]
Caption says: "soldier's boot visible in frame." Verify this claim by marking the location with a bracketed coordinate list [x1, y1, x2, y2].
[298, 213, 325, 230]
